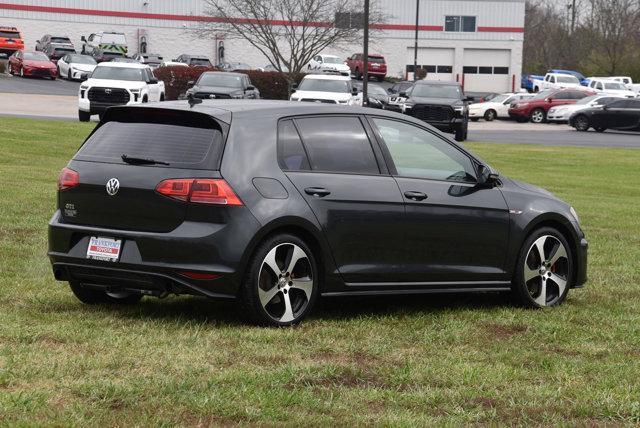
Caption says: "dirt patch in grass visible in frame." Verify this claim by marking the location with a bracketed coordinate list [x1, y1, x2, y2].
[482, 323, 528, 340]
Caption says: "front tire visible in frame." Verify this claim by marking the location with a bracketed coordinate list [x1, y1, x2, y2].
[78, 110, 90, 122]
[19, 67, 24, 77]
[573, 114, 590, 132]
[530, 108, 546, 123]
[7, 63, 12, 75]
[454, 121, 468, 141]
[69, 282, 143, 305]
[512, 227, 573, 308]
[239, 234, 319, 326]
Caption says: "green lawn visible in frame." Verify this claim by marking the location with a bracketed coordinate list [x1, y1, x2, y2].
[1, 117, 639, 425]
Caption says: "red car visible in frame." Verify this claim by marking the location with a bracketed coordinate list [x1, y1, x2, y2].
[8, 50, 58, 79]
[346, 53, 387, 81]
[0, 26, 24, 56]
[508, 88, 595, 123]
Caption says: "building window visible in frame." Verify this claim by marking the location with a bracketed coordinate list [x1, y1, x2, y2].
[424, 65, 436, 73]
[437, 65, 453, 73]
[493, 67, 509, 74]
[335, 12, 364, 29]
[463, 66, 478, 74]
[445, 16, 476, 32]
[479, 66, 493, 74]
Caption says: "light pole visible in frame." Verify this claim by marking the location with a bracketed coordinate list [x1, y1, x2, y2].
[413, 0, 420, 81]
[362, 0, 370, 106]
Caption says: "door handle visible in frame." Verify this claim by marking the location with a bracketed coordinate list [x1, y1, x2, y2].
[304, 187, 331, 197]
[404, 191, 428, 201]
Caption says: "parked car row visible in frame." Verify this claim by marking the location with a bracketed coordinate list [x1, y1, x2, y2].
[524, 68, 640, 95]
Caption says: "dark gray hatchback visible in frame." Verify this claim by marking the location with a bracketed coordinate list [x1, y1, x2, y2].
[49, 100, 587, 326]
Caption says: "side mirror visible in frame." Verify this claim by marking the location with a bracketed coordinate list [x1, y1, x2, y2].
[187, 80, 195, 87]
[399, 91, 407, 98]
[81, 36, 86, 42]
[149, 78, 158, 84]
[351, 87, 359, 96]
[292, 83, 298, 89]
[477, 164, 499, 187]
[387, 88, 395, 94]
[246, 85, 255, 91]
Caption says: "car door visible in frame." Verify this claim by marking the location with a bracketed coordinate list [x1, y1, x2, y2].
[280, 116, 406, 283]
[368, 116, 510, 283]
[549, 91, 574, 109]
[497, 96, 515, 117]
[606, 99, 640, 129]
[145, 68, 160, 101]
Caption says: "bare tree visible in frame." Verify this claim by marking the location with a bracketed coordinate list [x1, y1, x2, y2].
[194, 0, 384, 74]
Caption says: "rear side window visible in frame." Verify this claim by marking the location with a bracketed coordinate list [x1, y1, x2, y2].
[294, 116, 379, 175]
[278, 120, 310, 171]
[75, 122, 223, 169]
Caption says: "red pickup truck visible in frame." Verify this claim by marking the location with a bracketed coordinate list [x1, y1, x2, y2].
[346, 53, 387, 82]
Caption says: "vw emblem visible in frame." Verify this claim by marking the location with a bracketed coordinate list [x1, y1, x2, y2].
[106, 178, 120, 196]
[209, 94, 216, 99]
[104, 88, 112, 94]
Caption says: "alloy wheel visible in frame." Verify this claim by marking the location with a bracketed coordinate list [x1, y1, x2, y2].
[531, 109, 544, 123]
[484, 109, 496, 121]
[258, 243, 314, 323]
[574, 116, 589, 132]
[524, 235, 569, 306]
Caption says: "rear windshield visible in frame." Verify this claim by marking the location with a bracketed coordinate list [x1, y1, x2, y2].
[191, 58, 212, 66]
[0, 31, 20, 38]
[368, 56, 385, 63]
[51, 37, 71, 43]
[101, 33, 126, 45]
[75, 122, 223, 169]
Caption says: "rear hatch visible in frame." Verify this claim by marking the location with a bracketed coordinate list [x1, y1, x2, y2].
[0, 29, 23, 50]
[367, 56, 386, 73]
[60, 108, 227, 233]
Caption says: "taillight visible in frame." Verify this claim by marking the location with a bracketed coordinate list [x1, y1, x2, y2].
[155, 179, 242, 205]
[58, 167, 79, 191]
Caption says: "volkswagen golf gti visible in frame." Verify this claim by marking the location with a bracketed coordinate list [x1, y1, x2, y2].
[48, 100, 588, 326]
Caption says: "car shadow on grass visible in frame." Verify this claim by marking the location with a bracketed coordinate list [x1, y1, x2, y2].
[54, 290, 514, 327]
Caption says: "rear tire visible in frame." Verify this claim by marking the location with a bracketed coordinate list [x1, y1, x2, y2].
[239, 233, 319, 326]
[69, 282, 143, 305]
[377, 75, 384, 82]
[78, 110, 90, 122]
[454, 122, 468, 142]
[511, 227, 573, 308]
[355, 68, 361, 80]
[484, 109, 497, 121]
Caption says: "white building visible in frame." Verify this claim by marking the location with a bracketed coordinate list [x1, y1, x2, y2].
[0, 0, 524, 93]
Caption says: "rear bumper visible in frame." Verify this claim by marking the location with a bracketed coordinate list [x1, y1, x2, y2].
[48, 209, 261, 298]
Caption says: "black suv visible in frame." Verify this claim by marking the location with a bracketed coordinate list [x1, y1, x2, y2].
[49, 101, 587, 326]
[402, 81, 471, 141]
[185, 71, 260, 100]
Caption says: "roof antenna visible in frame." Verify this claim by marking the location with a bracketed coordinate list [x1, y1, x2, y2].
[187, 93, 202, 108]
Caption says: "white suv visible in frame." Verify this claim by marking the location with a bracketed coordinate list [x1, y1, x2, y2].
[290, 74, 361, 105]
[78, 62, 165, 122]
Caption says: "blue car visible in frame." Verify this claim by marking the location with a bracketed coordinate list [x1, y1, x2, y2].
[521, 74, 544, 92]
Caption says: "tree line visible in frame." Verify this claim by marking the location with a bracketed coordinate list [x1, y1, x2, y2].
[524, 0, 640, 79]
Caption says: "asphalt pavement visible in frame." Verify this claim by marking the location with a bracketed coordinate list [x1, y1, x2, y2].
[0, 64, 637, 148]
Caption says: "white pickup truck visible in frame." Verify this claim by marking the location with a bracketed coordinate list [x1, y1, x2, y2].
[532, 73, 582, 93]
[78, 62, 165, 121]
[608, 76, 640, 94]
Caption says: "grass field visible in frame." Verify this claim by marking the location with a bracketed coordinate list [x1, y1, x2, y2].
[1, 117, 639, 425]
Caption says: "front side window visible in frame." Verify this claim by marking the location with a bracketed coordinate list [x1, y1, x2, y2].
[295, 116, 379, 175]
[371, 118, 476, 183]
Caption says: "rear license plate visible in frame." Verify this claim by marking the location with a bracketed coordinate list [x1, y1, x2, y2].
[86, 236, 122, 262]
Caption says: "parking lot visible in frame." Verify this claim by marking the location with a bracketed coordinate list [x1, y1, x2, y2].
[1, 67, 638, 149]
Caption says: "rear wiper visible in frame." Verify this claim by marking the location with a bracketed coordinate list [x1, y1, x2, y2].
[121, 154, 170, 166]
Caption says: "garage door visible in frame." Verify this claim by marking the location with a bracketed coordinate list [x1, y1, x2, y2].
[406, 47, 454, 82]
[462, 49, 511, 93]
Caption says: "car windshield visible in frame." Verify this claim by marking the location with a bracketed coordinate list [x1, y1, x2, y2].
[576, 95, 599, 105]
[23, 52, 49, 61]
[604, 82, 625, 90]
[298, 79, 349, 93]
[191, 58, 212, 66]
[557, 75, 579, 84]
[411, 84, 461, 99]
[69, 55, 96, 65]
[323, 57, 342, 64]
[91, 66, 145, 81]
[198, 73, 243, 88]
[0, 31, 20, 38]
[489, 94, 510, 103]
[51, 37, 71, 43]
[368, 85, 387, 96]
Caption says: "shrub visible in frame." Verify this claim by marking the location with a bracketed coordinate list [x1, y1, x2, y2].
[154, 65, 306, 100]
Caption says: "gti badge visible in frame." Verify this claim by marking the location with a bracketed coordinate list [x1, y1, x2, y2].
[209, 94, 216, 99]
[105, 88, 112, 94]
[106, 178, 120, 196]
